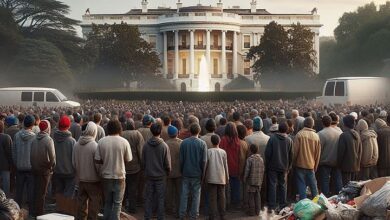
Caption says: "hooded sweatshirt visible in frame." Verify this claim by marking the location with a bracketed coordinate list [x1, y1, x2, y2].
[142, 136, 171, 180]
[73, 122, 100, 182]
[337, 129, 362, 172]
[53, 129, 76, 177]
[31, 132, 56, 175]
[356, 120, 378, 168]
[13, 129, 36, 171]
[375, 119, 390, 169]
[265, 133, 293, 172]
[122, 130, 144, 174]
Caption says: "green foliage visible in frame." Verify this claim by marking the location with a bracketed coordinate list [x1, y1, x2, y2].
[247, 21, 317, 79]
[86, 23, 161, 80]
[0, 7, 22, 65]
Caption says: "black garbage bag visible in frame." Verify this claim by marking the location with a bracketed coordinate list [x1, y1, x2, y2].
[337, 181, 363, 203]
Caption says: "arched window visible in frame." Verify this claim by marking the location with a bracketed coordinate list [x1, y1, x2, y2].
[181, 82, 186, 92]
[215, 83, 221, 92]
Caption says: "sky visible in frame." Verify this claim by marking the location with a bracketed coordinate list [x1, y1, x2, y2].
[63, 0, 389, 36]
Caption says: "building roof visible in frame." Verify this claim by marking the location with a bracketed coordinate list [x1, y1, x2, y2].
[179, 6, 222, 13]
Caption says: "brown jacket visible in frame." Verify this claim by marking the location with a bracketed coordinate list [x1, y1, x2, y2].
[122, 130, 144, 174]
[165, 137, 182, 178]
[293, 127, 321, 171]
[239, 139, 249, 178]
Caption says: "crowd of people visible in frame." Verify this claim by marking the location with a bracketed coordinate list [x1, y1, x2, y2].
[0, 99, 389, 220]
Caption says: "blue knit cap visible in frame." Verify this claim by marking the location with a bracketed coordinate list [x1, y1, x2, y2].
[5, 116, 18, 126]
[253, 116, 263, 131]
[142, 115, 155, 126]
[24, 115, 35, 128]
[168, 125, 178, 137]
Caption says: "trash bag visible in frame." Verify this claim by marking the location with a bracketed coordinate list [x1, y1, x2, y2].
[337, 181, 363, 203]
[360, 181, 390, 217]
[325, 203, 360, 220]
[294, 199, 323, 220]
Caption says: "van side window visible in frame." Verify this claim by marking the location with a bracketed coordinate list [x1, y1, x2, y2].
[34, 92, 44, 102]
[335, 82, 345, 96]
[21, 92, 32, 101]
[46, 92, 59, 102]
[325, 81, 335, 96]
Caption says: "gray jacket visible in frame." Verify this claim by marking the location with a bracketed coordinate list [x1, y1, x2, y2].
[318, 127, 342, 167]
[13, 129, 36, 171]
[53, 130, 76, 176]
[142, 136, 171, 180]
[31, 133, 56, 175]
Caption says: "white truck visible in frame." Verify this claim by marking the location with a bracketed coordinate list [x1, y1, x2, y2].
[317, 77, 390, 106]
[0, 87, 80, 108]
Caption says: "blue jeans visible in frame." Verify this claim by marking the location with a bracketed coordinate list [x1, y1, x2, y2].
[317, 165, 342, 197]
[102, 179, 125, 220]
[179, 177, 201, 219]
[15, 171, 34, 214]
[229, 176, 240, 206]
[144, 179, 165, 220]
[295, 168, 318, 200]
[267, 170, 287, 210]
[0, 171, 10, 196]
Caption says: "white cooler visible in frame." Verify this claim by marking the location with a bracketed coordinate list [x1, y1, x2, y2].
[37, 213, 74, 220]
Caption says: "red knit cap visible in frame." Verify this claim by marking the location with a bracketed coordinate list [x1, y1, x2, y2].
[59, 116, 71, 131]
[39, 120, 50, 133]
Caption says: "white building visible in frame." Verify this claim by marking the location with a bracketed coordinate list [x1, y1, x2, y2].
[81, 0, 321, 92]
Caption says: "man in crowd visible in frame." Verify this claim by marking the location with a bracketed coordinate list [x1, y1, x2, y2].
[30, 120, 56, 217]
[160, 114, 171, 141]
[73, 122, 102, 220]
[200, 119, 216, 148]
[293, 117, 321, 200]
[70, 112, 82, 141]
[53, 115, 76, 197]
[356, 119, 378, 180]
[94, 113, 106, 142]
[142, 123, 171, 220]
[375, 118, 390, 177]
[245, 116, 270, 158]
[95, 119, 132, 220]
[291, 110, 304, 135]
[0, 121, 12, 196]
[265, 122, 293, 212]
[138, 115, 154, 142]
[4, 116, 19, 141]
[215, 118, 227, 137]
[179, 123, 207, 220]
[337, 115, 362, 185]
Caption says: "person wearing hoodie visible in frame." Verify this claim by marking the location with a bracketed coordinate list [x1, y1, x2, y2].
[30, 120, 55, 217]
[13, 115, 35, 212]
[73, 122, 102, 220]
[4, 116, 19, 141]
[337, 115, 362, 186]
[0, 121, 12, 196]
[121, 119, 144, 214]
[265, 122, 293, 212]
[142, 123, 171, 220]
[53, 115, 76, 197]
[355, 119, 378, 180]
[317, 115, 343, 197]
[375, 118, 390, 177]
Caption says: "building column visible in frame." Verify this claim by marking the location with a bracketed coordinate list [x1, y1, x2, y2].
[189, 30, 195, 78]
[163, 31, 168, 78]
[221, 30, 226, 79]
[206, 29, 211, 75]
[233, 31, 238, 77]
[315, 32, 320, 74]
[174, 30, 179, 79]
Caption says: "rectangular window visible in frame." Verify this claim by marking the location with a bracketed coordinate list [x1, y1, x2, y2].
[213, 58, 218, 75]
[21, 92, 32, 102]
[148, 35, 157, 49]
[244, 35, 251, 48]
[227, 59, 233, 74]
[197, 33, 203, 46]
[34, 92, 44, 102]
[168, 59, 174, 74]
[181, 33, 187, 47]
[46, 92, 59, 102]
[182, 59, 187, 75]
[324, 81, 335, 96]
[213, 33, 219, 48]
[168, 35, 174, 48]
[244, 59, 251, 75]
[335, 81, 345, 96]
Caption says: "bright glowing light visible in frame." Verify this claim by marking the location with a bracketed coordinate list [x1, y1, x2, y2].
[198, 55, 210, 92]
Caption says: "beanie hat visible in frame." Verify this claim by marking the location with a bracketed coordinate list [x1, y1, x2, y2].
[125, 111, 132, 119]
[5, 116, 18, 126]
[39, 120, 51, 134]
[253, 116, 263, 131]
[143, 115, 155, 126]
[168, 125, 178, 137]
[59, 116, 71, 131]
[24, 115, 35, 128]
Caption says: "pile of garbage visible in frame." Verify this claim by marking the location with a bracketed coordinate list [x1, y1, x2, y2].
[273, 177, 390, 220]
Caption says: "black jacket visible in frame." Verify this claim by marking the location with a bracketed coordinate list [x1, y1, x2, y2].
[264, 133, 293, 172]
[142, 136, 171, 180]
[0, 133, 12, 171]
[337, 129, 362, 172]
[376, 126, 390, 169]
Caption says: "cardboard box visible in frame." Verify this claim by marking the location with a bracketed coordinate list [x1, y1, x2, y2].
[55, 194, 78, 216]
[37, 213, 74, 220]
[354, 177, 390, 209]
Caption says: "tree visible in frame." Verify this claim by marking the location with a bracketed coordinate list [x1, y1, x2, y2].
[0, 7, 22, 66]
[86, 23, 161, 80]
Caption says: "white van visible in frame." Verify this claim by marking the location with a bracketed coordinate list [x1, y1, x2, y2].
[318, 77, 390, 106]
[0, 87, 80, 108]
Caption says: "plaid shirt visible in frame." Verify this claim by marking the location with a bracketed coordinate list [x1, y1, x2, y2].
[244, 154, 264, 189]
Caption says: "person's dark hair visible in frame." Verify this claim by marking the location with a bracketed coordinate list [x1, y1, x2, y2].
[303, 112, 311, 118]
[343, 115, 356, 129]
[125, 119, 135, 131]
[278, 122, 288, 133]
[250, 144, 258, 154]
[107, 119, 122, 135]
[237, 124, 247, 140]
[171, 118, 183, 131]
[329, 112, 338, 125]
[271, 116, 277, 124]
[17, 114, 25, 125]
[387, 115, 390, 125]
[219, 117, 227, 126]
[93, 113, 102, 124]
[232, 112, 240, 121]
[73, 112, 81, 123]
[322, 115, 332, 127]
[260, 111, 267, 119]
[205, 118, 216, 133]
[304, 117, 314, 129]
[150, 123, 162, 136]
[190, 123, 201, 135]
[244, 119, 253, 130]
[224, 122, 238, 139]
[81, 123, 88, 132]
[361, 110, 369, 118]
[211, 134, 220, 146]
[162, 115, 171, 126]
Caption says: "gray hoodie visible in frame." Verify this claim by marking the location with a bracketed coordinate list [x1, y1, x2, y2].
[142, 136, 171, 180]
[53, 130, 76, 176]
[13, 129, 36, 171]
[31, 132, 56, 175]
[356, 120, 378, 167]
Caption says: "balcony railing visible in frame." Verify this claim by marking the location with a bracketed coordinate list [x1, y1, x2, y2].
[179, 45, 190, 50]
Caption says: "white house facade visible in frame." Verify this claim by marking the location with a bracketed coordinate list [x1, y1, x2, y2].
[81, 0, 321, 92]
